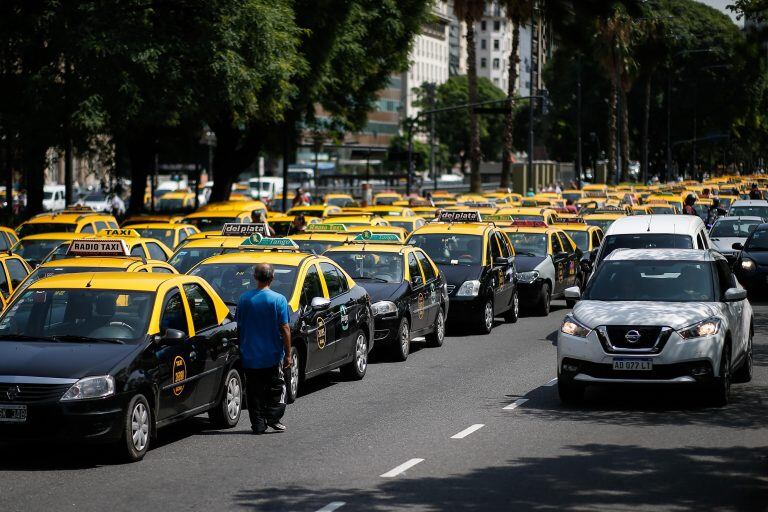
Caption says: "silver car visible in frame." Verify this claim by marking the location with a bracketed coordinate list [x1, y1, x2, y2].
[709, 216, 762, 263]
[557, 248, 753, 406]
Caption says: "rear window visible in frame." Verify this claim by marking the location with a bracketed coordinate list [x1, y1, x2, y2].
[598, 234, 693, 263]
[17, 223, 76, 238]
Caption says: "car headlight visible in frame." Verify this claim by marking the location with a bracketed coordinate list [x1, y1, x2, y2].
[456, 280, 481, 296]
[741, 259, 756, 271]
[60, 375, 115, 401]
[516, 270, 539, 284]
[371, 300, 397, 316]
[678, 317, 721, 339]
[560, 315, 591, 338]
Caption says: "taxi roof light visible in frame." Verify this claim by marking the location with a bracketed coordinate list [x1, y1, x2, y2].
[351, 231, 403, 243]
[98, 228, 140, 238]
[437, 210, 483, 223]
[239, 233, 300, 251]
[221, 223, 268, 236]
[67, 239, 130, 257]
[306, 223, 348, 233]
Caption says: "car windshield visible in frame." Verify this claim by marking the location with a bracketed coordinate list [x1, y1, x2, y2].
[169, 247, 228, 273]
[294, 239, 344, 255]
[408, 233, 483, 265]
[0, 289, 154, 342]
[40, 243, 75, 263]
[17, 223, 76, 238]
[134, 228, 175, 247]
[563, 230, 589, 251]
[15, 266, 124, 297]
[729, 205, 768, 219]
[326, 197, 353, 207]
[599, 233, 693, 263]
[745, 229, 768, 251]
[388, 220, 417, 232]
[505, 233, 548, 256]
[84, 193, 105, 202]
[189, 263, 297, 303]
[185, 217, 237, 232]
[12, 238, 64, 263]
[710, 219, 760, 238]
[584, 260, 715, 302]
[327, 251, 404, 283]
[585, 218, 617, 232]
[43, 192, 54, 200]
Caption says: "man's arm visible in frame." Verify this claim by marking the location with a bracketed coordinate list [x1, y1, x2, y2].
[281, 323, 292, 368]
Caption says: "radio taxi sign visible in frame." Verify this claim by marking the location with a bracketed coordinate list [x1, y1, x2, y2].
[221, 223, 268, 236]
[67, 239, 130, 256]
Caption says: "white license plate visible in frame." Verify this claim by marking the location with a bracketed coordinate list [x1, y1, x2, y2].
[612, 358, 653, 371]
[0, 404, 27, 423]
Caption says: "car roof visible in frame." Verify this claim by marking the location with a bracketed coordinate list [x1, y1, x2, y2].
[604, 214, 704, 236]
[713, 216, 763, 222]
[411, 223, 491, 236]
[27, 272, 185, 291]
[37, 257, 143, 269]
[605, 248, 718, 262]
[731, 200, 768, 206]
[195, 251, 311, 267]
[326, 243, 409, 254]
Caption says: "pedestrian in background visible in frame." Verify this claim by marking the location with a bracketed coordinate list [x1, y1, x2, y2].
[236, 263, 292, 435]
[749, 183, 762, 200]
[682, 194, 697, 216]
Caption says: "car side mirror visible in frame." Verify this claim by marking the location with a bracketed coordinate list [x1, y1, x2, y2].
[311, 296, 331, 311]
[493, 256, 509, 267]
[564, 286, 581, 300]
[411, 275, 424, 287]
[723, 287, 747, 302]
[732, 242, 744, 251]
[159, 328, 187, 345]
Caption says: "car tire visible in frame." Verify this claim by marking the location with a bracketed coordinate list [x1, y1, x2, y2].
[504, 290, 519, 323]
[558, 376, 584, 405]
[710, 344, 732, 407]
[391, 317, 410, 362]
[425, 308, 445, 347]
[285, 346, 301, 404]
[733, 332, 753, 384]
[118, 394, 151, 462]
[340, 331, 368, 380]
[477, 298, 494, 334]
[209, 368, 242, 429]
[537, 283, 551, 316]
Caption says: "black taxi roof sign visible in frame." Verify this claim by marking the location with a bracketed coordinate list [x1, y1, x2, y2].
[98, 228, 140, 238]
[67, 239, 130, 256]
[221, 223, 268, 236]
[437, 210, 483, 223]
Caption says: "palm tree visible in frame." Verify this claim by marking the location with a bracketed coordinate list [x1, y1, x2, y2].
[499, 0, 535, 190]
[454, 0, 486, 193]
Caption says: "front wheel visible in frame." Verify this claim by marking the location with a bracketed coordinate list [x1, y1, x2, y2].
[118, 394, 151, 462]
[504, 290, 519, 323]
[477, 299, 494, 334]
[425, 308, 445, 347]
[709, 344, 731, 407]
[340, 331, 368, 380]
[285, 346, 301, 404]
[733, 332, 753, 383]
[390, 317, 410, 362]
[209, 368, 242, 429]
[537, 283, 551, 316]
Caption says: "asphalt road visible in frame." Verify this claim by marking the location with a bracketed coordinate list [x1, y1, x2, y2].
[2, 301, 768, 512]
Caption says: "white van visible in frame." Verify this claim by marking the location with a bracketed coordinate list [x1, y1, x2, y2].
[249, 176, 284, 201]
[595, 215, 713, 265]
[43, 185, 66, 211]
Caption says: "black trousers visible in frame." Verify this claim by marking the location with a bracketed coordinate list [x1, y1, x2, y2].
[244, 366, 286, 433]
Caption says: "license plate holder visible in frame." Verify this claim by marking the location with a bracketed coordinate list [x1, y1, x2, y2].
[0, 404, 27, 423]
[612, 358, 653, 371]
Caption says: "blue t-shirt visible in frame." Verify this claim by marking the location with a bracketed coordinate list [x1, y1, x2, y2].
[236, 288, 290, 369]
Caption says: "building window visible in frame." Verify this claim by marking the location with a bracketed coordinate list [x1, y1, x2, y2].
[481, 39, 487, 50]
[492, 58, 500, 69]
[493, 20, 500, 31]
[493, 39, 499, 50]
[481, 20, 487, 31]
[493, 78, 499, 85]
[481, 58, 487, 68]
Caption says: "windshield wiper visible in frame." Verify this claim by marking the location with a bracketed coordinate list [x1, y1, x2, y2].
[516, 252, 540, 257]
[0, 334, 60, 342]
[352, 276, 389, 283]
[53, 335, 124, 345]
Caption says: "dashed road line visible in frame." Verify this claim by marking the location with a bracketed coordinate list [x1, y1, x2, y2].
[380, 458, 425, 478]
[450, 424, 485, 439]
[314, 502, 345, 512]
[503, 398, 529, 410]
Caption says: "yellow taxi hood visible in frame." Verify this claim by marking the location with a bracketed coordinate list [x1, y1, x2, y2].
[26, 272, 181, 291]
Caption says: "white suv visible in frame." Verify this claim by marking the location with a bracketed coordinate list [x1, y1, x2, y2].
[557, 248, 753, 406]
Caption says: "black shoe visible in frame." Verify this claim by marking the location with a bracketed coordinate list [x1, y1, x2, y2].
[268, 422, 286, 432]
[252, 428, 266, 435]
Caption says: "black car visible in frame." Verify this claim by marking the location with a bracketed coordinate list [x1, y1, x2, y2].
[0, 273, 241, 462]
[325, 241, 448, 361]
[734, 223, 768, 296]
[407, 213, 518, 334]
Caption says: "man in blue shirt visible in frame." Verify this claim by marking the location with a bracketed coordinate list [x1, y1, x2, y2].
[236, 263, 292, 434]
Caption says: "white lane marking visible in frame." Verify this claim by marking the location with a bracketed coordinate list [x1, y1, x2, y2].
[315, 502, 345, 512]
[503, 398, 529, 410]
[544, 378, 558, 387]
[451, 423, 485, 439]
[380, 458, 425, 478]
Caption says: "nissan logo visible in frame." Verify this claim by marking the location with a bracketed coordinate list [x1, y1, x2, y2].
[6, 385, 21, 401]
[625, 330, 642, 344]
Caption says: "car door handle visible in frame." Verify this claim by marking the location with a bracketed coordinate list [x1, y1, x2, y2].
[189, 350, 198, 361]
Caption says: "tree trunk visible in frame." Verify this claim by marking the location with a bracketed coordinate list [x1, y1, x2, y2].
[126, 133, 154, 215]
[3, 136, 13, 221]
[642, 76, 651, 184]
[621, 88, 630, 181]
[21, 142, 46, 219]
[500, 18, 521, 190]
[210, 120, 266, 204]
[466, 21, 482, 193]
[608, 83, 617, 184]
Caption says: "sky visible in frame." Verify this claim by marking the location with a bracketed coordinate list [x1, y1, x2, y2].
[697, 0, 741, 24]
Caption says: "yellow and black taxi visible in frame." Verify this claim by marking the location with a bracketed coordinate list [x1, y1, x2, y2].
[11, 239, 177, 300]
[500, 221, 582, 315]
[383, 216, 427, 234]
[288, 224, 355, 255]
[373, 192, 402, 205]
[407, 211, 518, 333]
[0, 254, 31, 304]
[582, 208, 628, 232]
[155, 191, 196, 213]
[325, 232, 447, 361]
[0, 227, 19, 253]
[287, 205, 342, 218]
[496, 206, 559, 225]
[11, 233, 89, 268]
[323, 193, 356, 207]
[167, 223, 269, 272]
[181, 209, 253, 234]
[16, 209, 119, 238]
[129, 223, 200, 249]
[0, 272, 242, 461]
[555, 220, 604, 281]
[322, 214, 389, 228]
[187, 238, 374, 403]
[42, 229, 173, 264]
